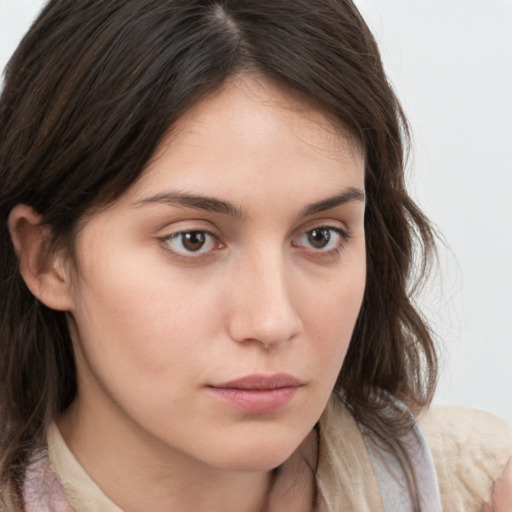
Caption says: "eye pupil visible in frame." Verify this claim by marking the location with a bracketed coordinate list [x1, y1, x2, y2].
[182, 231, 206, 251]
[308, 228, 330, 248]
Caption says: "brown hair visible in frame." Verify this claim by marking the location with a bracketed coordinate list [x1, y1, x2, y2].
[0, 0, 437, 508]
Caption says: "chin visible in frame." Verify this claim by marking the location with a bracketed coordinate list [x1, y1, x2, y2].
[208, 434, 306, 472]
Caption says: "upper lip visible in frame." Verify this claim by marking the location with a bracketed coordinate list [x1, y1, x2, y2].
[210, 373, 304, 390]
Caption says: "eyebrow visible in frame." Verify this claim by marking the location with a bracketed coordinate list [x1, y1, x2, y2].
[299, 187, 365, 217]
[133, 192, 244, 218]
[133, 187, 365, 218]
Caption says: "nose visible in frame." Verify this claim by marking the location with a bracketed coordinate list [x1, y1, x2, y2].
[226, 252, 302, 349]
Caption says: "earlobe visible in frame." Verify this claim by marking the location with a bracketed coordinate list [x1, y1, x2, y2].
[8, 204, 74, 311]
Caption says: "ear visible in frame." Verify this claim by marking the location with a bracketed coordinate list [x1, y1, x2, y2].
[8, 204, 74, 311]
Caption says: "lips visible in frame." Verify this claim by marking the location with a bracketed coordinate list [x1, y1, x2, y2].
[213, 373, 303, 390]
[207, 374, 304, 414]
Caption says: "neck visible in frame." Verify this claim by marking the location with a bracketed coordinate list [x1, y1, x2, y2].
[56, 396, 317, 512]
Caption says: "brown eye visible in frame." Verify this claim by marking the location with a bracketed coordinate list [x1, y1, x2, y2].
[182, 231, 207, 252]
[294, 226, 347, 252]
[307, 228, 331, 249]
[164, 230, 216, 255]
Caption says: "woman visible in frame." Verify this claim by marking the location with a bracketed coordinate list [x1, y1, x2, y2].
[0, 1, 510, 511]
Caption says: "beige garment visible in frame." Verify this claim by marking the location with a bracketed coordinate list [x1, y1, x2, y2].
[47, 424, 123, 512]
[45, 399, 512, 512]
[315, 397, 384, 512]
[419, 405, 512, 511]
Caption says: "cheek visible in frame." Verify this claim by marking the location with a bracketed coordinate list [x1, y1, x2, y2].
[69, 271, 224, 440]
[69, 249, 221, 384]
[310, 257, 365, 358]
[307, 248, 365, 321]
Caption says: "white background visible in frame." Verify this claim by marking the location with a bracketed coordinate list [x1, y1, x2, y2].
[1, 0, 511, 423]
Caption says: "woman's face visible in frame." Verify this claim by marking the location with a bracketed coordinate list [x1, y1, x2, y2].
[63, 75, 366, 472]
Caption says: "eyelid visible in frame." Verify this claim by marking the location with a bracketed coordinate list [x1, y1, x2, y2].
[291, 223, 352, 258]
[157, 226, 224, 263]
[293, 225, 351, 243]
[294, 217, 352, 240]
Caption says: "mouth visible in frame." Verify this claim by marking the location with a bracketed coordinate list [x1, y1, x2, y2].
[206, 374, 304, 414]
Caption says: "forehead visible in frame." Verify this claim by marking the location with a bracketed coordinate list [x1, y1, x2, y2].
[129, 74, 365, 205]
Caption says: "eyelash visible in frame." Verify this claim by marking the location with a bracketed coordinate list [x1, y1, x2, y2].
[159, 230, 221, 262]
[159, 225, 351, 262]
[292, 226, 351, 255]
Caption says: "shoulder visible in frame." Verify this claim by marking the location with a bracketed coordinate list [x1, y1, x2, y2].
[418, 405, 512, 511]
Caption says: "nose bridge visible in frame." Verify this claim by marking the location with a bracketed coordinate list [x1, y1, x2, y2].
[227, 246, 301, 347]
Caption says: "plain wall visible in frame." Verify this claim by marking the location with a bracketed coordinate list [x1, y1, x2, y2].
[1, 0, 511, 423]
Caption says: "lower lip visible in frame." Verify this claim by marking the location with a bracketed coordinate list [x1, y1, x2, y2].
[207, 386, 300, 414]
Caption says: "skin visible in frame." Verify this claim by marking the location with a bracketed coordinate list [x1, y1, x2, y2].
[482, 460, 512, 512]
[11, 75, 367, 511]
